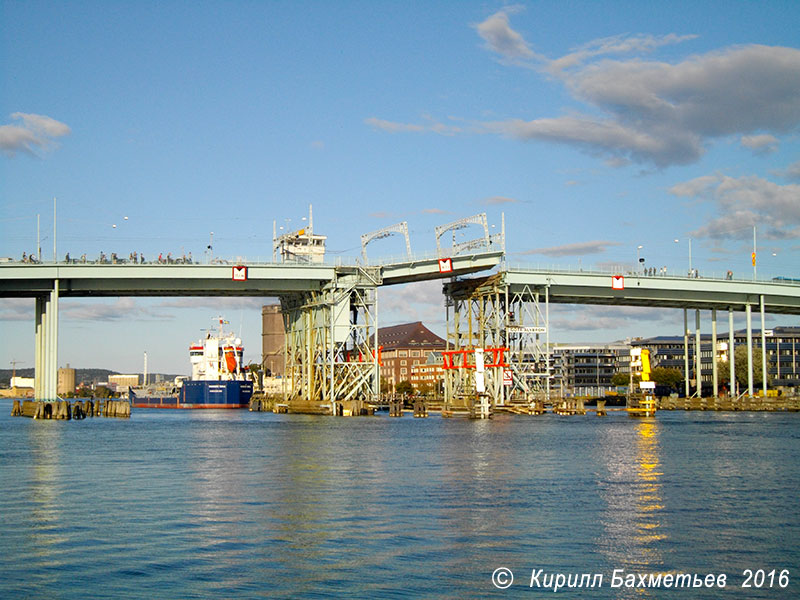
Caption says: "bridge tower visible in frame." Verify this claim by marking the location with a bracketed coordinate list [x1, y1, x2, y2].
[280, 266, 381, 414]
[443, 272, 551, 408]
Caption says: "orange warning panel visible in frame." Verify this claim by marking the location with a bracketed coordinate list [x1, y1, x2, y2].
[441, 347, 509, 369]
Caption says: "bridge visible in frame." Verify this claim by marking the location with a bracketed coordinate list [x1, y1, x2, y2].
[443, 268, 800, 408]
[3, 211, 799, 412]
[0, 247, 504, 409]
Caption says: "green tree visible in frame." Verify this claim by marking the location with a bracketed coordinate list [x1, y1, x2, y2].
[395, 380, 414, 396]
[417, 381, 433, 397]
[611, 372, 640, 387]
[610, 372, 629, 386]
[380, 377, 391, 395]
[731, 345, 771, 387]
[650, 367, 683, 391]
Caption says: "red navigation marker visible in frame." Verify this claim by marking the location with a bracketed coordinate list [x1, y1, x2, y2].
[232, 265, 248, 281]
[612, 275, 624, 290]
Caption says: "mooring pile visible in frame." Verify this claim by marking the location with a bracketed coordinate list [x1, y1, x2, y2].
[11, 399, 131, 420]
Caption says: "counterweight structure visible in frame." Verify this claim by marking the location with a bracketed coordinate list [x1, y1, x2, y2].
[443, 273, 551, 408]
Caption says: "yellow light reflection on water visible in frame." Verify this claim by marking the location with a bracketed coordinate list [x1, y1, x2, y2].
[599, 418, 666, 597]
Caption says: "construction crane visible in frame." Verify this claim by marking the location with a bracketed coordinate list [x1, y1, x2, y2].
[10, 359, 25, 387]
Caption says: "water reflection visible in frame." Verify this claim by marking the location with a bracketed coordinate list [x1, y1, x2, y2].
[25, 422, 65, 590]
[598, 419, 665, 596]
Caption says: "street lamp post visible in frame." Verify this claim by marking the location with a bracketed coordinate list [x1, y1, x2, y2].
[675, 238, 692, 276]
[637, 245, 644, 274]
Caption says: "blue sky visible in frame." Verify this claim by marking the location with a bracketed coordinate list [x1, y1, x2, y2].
[2, 1, 799, 374]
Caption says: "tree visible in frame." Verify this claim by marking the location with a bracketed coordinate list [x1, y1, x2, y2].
[380, 377, 391, 395]
[395, 380, 414, 396]
[650, 367, 683, 391]
[610, 372, 629, 386]
[416, 381, 433, 397]
[731, 345, 771, 387]
[611, 372, 640, 387]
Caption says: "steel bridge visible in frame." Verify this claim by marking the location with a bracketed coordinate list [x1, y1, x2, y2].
[3, 214, 800, 412]
[442, 268, 800, 411]
[0, 250, 503, 410]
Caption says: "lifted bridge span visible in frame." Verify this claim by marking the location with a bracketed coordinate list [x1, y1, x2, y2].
[0, 251, 503, 407]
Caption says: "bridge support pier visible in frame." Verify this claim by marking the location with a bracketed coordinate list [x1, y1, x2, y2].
[729, 308, 735, 397]
[683, 309, 690, 398]
[760, 295, 768, 397]
[695, 309, 702, 397]
[711, 309, 718, 397]
[34, 280, 59, 401]
[443, 272, 550, 408]
[746, 303, 753, 396]
[281, 267, 380, 414]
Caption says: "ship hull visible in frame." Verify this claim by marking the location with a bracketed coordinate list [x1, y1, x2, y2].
[131, 380, 253, 409]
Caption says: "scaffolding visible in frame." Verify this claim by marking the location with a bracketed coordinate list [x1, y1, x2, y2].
[280, 266, 381, 414]
[443, 272, 551, 408]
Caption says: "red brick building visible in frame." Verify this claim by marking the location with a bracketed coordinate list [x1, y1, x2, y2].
[378, 321, 446, 393]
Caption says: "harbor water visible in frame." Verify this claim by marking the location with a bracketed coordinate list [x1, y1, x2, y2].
[1, 405, 798, 599]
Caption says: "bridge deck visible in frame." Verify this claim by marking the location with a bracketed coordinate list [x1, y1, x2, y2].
[503, 269, 800, 314]
[0, 251, 504, 297]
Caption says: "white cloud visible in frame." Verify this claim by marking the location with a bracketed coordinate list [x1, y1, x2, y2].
[157, 297, 269, 311]
[474, 8, 538, 65]
[740, 134, 779, 155]
[500, 44, 800, 167]
[547, 33, 697, 72]
[364, 116, 462, 136]
[0, 298, 34, 321]
[379, 280, 446, 332]
[370, 10, 800, 170]
[519, 240, 622, 257]
[670, 173, 800, 239]
[364, 117, 426, 133]
[422, 208, 447, 214]
[775, 159, 800, 181]
[60, 298, 174, 322]
[550, 304, 676, 333]
[0, 112, 71, 156]
[482, 196, 519, 205]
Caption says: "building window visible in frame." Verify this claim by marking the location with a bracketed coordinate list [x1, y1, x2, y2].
[401, 360, 407, 366]
[400, 368, 407, 374]
[399, 350, 408, 357]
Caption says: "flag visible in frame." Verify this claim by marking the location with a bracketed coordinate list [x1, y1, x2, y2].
[752, 252, 756, 266]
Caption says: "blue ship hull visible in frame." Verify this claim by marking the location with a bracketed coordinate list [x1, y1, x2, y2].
[131, 380, 253, 409]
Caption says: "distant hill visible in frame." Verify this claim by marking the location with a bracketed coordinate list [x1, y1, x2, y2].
[0, 368, 183, 387]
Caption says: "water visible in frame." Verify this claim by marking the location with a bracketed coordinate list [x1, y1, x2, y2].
[1, 405, 798, 599]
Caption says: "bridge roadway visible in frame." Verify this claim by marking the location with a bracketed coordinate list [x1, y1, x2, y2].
[0, 251, 504, 297]
[502, 267, 800, 314]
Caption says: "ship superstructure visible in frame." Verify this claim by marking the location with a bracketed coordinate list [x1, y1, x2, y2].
[130, 316, 253, 409]
[189, 317, 246, 381]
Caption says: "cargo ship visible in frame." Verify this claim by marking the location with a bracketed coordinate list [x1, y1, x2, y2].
[130, 317, 254, 408]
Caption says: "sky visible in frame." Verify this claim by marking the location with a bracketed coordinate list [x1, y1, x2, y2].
[2, 1, 799, 375]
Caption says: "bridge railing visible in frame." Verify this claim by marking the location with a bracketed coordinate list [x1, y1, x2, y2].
[2, 247, 504, 269]
[504, 262, 796, 285]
